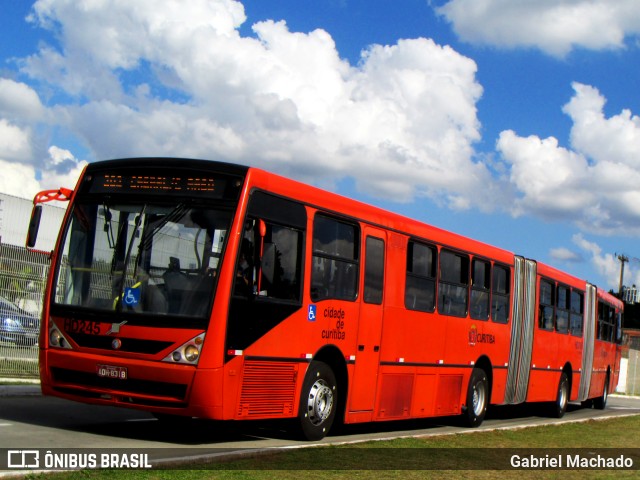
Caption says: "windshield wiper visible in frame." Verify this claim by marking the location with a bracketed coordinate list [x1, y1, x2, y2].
[137, 203, 186, 253]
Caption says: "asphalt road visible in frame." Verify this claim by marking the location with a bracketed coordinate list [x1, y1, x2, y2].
[0, 389, 639, 469]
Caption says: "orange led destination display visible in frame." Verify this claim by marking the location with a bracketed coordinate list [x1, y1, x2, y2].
[101, 174, 215, 192]
[81, 170, 240, 200]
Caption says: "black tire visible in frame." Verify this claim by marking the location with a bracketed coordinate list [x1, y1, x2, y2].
[298, 361, 337, 441]
[463, 368, 489, 428]
[581, 399, 594, 409]
[550, 372, 569, 418]
[593, 374, 609, 410]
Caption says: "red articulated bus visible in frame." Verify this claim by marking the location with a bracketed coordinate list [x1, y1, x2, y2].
[27, 158, 623, 440]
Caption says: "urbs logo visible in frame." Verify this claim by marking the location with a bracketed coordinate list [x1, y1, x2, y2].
[468, 324, 495, 346]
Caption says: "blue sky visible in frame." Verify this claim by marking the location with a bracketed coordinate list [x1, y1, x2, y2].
[1, 0, 640, 292]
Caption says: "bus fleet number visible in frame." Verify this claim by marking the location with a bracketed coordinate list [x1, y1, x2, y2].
[64, 319, 100, 335]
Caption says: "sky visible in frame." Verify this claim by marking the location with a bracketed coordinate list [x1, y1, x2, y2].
[1, 0, 640, 293]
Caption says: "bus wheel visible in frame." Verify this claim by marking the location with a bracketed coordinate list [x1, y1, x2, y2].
[550, 372, 569, 418]
[594, 374, 609, 410]
[463, 368, 488, 428]
[298, 361, 337, 441]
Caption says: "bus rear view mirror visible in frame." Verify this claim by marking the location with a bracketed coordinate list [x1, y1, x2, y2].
[26, 205, 43, 249]
[26, 187, 74, 249]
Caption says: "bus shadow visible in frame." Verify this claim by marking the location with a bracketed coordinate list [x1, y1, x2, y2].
[0, 394, 590, 446]
[242, 402, 587, 442]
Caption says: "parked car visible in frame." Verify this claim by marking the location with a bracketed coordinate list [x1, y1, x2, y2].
[0, 296, 40, 346]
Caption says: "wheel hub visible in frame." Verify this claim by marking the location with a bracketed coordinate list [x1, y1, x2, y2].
[307, 379, 334, 426]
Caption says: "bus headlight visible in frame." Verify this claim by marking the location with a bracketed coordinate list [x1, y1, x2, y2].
[184, 345, 199, 362]
[163, 333, 205, 365]
[49, 322, 72, 349]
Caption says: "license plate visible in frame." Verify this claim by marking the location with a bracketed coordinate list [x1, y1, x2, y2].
[96, 364, 127, 380]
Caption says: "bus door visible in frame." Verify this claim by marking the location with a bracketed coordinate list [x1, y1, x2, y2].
[504, 256, 537, 404]
[349, 227, 386, 412]
[578, 283, 596, 402]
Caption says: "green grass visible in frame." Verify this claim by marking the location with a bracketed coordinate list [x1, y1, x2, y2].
[18, 415, 640, 480]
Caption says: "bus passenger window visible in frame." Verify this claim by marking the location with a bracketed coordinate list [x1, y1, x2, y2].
[311, 215, 359, 302]
[597, 302, 616, 342]
[364, 236, 385, 304]
[405, 241, 436, 312]
[616, 311, 623, 344]
[438, 250, 469, 317]
[234, 220, 303, 301]
[569, 290, 583, 336]
[234, 236, 255, 297]
[608, 305, 616, 342]
[491, 264, 510, 324]
[470, 259, 490, 320]
[598, 302, 605, 340]
[555, 285, 569, 334]
[539, 280, 554, 330]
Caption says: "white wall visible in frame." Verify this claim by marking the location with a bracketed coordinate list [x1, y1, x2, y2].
[0, 193, 66, 250]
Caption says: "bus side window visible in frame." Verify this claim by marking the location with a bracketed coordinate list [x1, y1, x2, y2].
[539, 279, 554, 330]
[608, 304, 616, 342]
[598, 302, 605, 340]
[438, 250, 469, 317]
[405, 241, 436, 312]
[258, 223, 303, 301]
[364, 236, 384, 305]
[569, 290, 583, 336]
[311, 215, 359, 302]
[233, 220, 303, 301]
[616, 311, 623, 344]
[555, 285, 569, 334]
[491, 264, 510, 324]
[597, 302, 616, 342]
[470, 258, 490, 320]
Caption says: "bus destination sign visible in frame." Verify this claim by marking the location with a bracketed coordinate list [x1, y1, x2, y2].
[82, 170, 240, 199]
[102, 174, 216, 192]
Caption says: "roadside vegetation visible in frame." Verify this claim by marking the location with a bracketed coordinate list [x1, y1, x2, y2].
[20, 414, 640, 480]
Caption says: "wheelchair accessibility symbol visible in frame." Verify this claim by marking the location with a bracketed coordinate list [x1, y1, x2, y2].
[308, 304, 317, 322]
[123, 287, 140, 306]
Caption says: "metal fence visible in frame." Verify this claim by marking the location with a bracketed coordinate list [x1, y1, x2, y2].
[0, 241, 49, 378]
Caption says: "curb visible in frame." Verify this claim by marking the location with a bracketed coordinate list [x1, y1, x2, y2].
[0, 385, 41, 397]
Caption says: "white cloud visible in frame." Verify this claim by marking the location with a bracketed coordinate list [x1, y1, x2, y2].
[436, 0, 640, 57]
[549, 247, 582, 263]
[0, 119, 34, 162]
[13, 0, 495, 210]
[572, 234, 621, 290]
[0, 159, 41, 198]
[40, 146, 87, 193]
[563, 83, 640, 168]
[0, 120, 86, 198]
[497, 129, 592, 219]
[498, 83, 640, 235]
[0, 79, 45, 121]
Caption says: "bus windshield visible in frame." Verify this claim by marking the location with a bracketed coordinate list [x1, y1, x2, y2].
[53, 199, 233, 324]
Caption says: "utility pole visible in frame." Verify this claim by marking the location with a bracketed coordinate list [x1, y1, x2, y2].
[618, 253, 629, 296]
